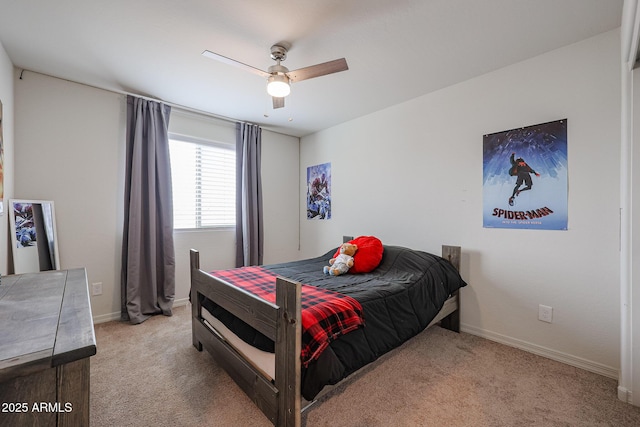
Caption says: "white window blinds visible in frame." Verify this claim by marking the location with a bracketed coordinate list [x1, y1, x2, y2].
[169, 135, 236, 229]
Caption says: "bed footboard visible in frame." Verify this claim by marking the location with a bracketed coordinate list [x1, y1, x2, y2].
[190, 249, 301, 426]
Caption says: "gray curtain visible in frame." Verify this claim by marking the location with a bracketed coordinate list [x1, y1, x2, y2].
[121, 95, 175, 324]
[235, 122, 264, 267]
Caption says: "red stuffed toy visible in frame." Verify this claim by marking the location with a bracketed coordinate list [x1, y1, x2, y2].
[331, 236, 384, 274]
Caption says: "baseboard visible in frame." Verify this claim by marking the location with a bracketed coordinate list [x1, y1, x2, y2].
[92, 311, 122, 324]
[618, 386, 633, 403]
[460, 323, 619, 380]
[92, 297, 190, 324]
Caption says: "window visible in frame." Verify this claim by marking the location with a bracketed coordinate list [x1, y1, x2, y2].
[169, 135, 235, 229]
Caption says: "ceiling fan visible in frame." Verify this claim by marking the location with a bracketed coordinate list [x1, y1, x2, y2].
[202, 44, 348, 109]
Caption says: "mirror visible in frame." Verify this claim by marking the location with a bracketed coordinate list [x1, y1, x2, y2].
[9, 199, 60, 274]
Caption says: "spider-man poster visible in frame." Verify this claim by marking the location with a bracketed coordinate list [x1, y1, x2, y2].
[307, 162, 331, 220]
[483, 119, 568, 230]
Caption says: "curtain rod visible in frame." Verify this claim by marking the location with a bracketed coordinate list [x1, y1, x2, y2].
[18, 69, 252, 127]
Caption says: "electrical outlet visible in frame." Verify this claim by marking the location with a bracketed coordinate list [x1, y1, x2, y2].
[92, 282, 103, 296]
[538, 304, 553, 323]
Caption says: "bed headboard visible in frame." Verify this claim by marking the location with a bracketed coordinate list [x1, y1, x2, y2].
[341, 238, 461, 271]
[441, 245, 461, 271]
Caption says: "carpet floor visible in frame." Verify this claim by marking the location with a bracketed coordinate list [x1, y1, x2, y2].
[90, 304, 640, 426]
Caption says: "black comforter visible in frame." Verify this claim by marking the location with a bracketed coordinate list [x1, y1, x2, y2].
[202, 245, 467, 400]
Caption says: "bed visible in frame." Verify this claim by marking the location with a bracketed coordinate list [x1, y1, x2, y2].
[190, 240, 467, 427]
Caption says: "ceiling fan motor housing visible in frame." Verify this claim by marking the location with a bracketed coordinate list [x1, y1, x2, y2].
[270, 45, 288, 61]
[268, 46, 291, 99]
[268, 63, 289, 75]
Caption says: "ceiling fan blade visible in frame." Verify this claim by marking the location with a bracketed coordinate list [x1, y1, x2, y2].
[287, 58, 348, 83]
[272, 96, 285, 109]
[202, 50, 270, 78]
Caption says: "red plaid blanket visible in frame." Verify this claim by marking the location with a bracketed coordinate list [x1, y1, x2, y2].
[210, 266, 364, 366]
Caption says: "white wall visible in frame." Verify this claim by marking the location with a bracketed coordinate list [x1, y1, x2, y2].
[300, 30, 621, 376]
[0, 42, 14, 275]
[15, 71, 125, 319]
[14, 72, 300, 321]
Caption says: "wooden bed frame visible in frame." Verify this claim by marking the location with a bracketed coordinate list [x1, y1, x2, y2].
[190, 245, 462, 427]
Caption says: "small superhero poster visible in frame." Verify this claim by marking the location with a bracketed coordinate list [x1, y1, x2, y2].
[483, 119, 568, 230]
[307, 162, 331, 220]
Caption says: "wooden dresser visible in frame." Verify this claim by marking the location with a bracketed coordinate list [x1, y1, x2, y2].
[0, 268, 96, 427]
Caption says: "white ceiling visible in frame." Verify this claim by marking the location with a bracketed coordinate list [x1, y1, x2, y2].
[0, 0, 624, 137]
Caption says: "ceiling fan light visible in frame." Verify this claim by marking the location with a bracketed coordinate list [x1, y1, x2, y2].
[267, 74, 291, 97]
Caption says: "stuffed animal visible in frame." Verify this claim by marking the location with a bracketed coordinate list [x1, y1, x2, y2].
[323, 243, 358, 276]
